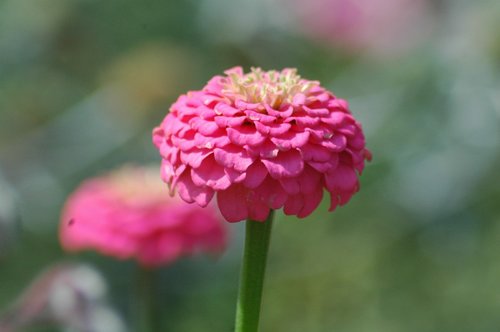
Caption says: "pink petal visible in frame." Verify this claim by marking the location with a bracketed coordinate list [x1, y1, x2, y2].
[180, 150, 212, 168]
[217, 185, 249, 222]
[283, 194, 303, 216]
[227, 126, 266, 146]
[348, 135, 366, 150]
[243, 161, 268, 189]
[170, 164, 187, 192]
[298, 165, 323, 194]
[190, 157, 232, 190]
[175, 169, 214, 207]
[255, 177, 287, 209]
[215, 115, 247, 128]
[261, 150, 304, 179]
[224, 66, 244, 76]
[201, 94, 223, 107]
[214, 146, 254, 172]
[255, 121, 292, 136]
[248, 199, 271, 222]
[305, 126, 333, 142]
[320, 135, 347, 152]
[172, 132, 197, 151]
[327, 98, 349, 111]
[198, 105, 217, 120]
[280, 165, 322, 195]
[270, 131, 310, 150]
[264, 104, 293, 117]
[329, 194, 340, 212]
[278, 105, 294, 117]
[245, 110, 277, 124]
[321, 112, 351, 127]
[308, 156, 339, 173]
[325, 164, 358, 193]
[194, 131, 230, 149]
[214, 103, 242, 116]
[343, 148, 365, 165]
[310, 92, 330, 103]
[299, 143, 331, 162]
[286, 115, 320, 128]
[159, 142, 179, 163]
[161, 160, 175, 184]
[235, 99, 261, 110]
[336, 124, 357, 137]
[189, 117, 220, 135]
[225, 167, 246, 183]
[292, 93, 306, 105]
[152, 127, 164, 148]
[246, 140, 279, 159]
[279, 178, 300, 195]
[304, 106, 330, 117]
[297, 188, 324, 218]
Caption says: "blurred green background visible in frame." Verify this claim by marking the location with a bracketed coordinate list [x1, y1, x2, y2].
[1, 0, 500, 331]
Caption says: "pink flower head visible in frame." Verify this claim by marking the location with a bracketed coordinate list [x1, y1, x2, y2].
[290, 0, 433, 56]
[153, 67, 370, 222]
[60, 166, 227, 268]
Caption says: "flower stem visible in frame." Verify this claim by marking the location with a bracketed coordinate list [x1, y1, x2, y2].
[136, 267, 158, 332]
[235, 210, 275, 332]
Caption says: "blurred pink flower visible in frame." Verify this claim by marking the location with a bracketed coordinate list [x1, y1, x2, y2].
[290, 0, 434, 56]
[60, 166, 227, 267]
[153, 67, 370, 222]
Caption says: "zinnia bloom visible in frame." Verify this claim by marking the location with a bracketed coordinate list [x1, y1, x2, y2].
[289, 0, 433, 56]
[153, 67, 370, 222]
[60, 166, 227, 267]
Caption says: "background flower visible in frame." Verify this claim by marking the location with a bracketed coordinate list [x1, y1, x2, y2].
[0, 263, 126, 332]
[60, 165, 227, 267]
[288, 0, 435, 56]
[153, 67, 369, 222]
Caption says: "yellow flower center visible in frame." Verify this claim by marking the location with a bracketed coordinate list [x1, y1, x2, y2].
[222, 67, 318, 109]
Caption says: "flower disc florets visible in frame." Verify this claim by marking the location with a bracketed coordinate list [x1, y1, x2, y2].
[153, 67, 370, 222]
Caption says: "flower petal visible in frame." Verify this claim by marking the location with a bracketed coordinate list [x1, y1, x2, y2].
[297, 188, 323, 218]
[214, 103, 242, 116]
[304, 106, 330, 117]
[283, 194, 303, 216]
[191, 156, 232, 190]
[227, 126, 266, 146]
[270, 131, 310, 150]
[189, 117, 220, 135]
[217, 185, 248, 222]
[243, 161, 268, 189]
[299, 143, 331, 162]
[215, 115, 247, 128]
[175, 169, 214, 207]
[325, 164, 358, 193]
[255, 121, 292, 136]
[255, 177, 287, 209]
[180, 149, 212, 168]
[261, 150, 304, 179]
[214, 146, 254, 172]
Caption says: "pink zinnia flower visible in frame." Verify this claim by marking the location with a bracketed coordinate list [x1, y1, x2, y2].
[153, 67, 370, 222]
[290, 0, 434, 56]
[60, 166, 227, 267]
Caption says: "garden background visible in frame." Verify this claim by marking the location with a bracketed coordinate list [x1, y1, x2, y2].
[1, 0, 499, 331]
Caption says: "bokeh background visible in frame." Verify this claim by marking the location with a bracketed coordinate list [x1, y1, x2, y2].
[1, 0, 500, 331]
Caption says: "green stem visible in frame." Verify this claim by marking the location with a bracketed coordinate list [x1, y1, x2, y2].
[136, 267, 158, 332]
[235, 210, 275, 332]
